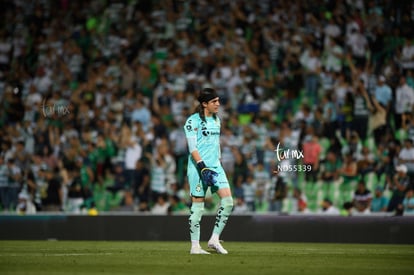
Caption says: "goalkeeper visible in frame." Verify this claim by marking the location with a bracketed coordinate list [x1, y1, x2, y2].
[183, 88, 234, 254]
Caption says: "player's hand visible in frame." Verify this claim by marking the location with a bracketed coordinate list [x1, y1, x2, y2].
[197, 161, 218, 186]
[200, 167, 218, 186]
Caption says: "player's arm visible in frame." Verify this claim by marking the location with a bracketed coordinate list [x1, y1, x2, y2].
[183, 117, 200, 161]
[191, 150, 202, 163]
[186, 137, 217, 185]
[184, 117, 207, 163]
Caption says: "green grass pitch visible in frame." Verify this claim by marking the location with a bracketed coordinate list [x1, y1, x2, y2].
[0, 241, 413, 275]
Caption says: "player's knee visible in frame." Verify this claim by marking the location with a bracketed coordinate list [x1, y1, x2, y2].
[221, 196, 234, 213]
[189, 202, 205, 223]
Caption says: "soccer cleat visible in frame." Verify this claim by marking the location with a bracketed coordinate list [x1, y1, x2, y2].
[208, 240, 228, 254]
[190, 246, 211, 254]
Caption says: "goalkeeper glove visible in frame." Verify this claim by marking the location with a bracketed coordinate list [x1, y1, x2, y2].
[197, 161, 218, 186]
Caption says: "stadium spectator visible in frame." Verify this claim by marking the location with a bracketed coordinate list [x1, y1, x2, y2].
[159, 142, 177, 188]
[3, 158, 22, 212]
[114, 190, 135, 212]
[66, 164, 86, 213]
[107, 162, 127, 193]
[350, 74, 371, 143]
[373, 143, 392, 186]
[407, 70, 414, 89]
[169, 122, 189, 186]
[398, 138, 414, 177]
[252, 162, 271, 210]
[232, 175, 244, 201]
[341, 154, 359, 185]
[292, 187, 309, 214]
[321, 93, 337, 140]
[394, 76, 414, 130]
[242, 174, 256, 212]
[294, 104, 314, 126]
[323, 37, 343, 73]
[300, 46, 322, 104]
[124, 136, 142, 188]
[374, 75, 392, 115]
[297, 198, 311, 214]
[232, 147, 249, 186]
[319, 198, 340, 215]
[399, 39, 414, 70]
[268, 175, 287, 212]
[151, 193, 170, 215]
[41, 167, 62, 212]
[131, 98, 152, 132]
[132, 159, 150, 205]
[387, 164, 410, 212]
[370, 186, 389, 213]
[342, 201, 354, 216]
[346, 26, 369, 68]
[250, 116, 268, 165]
[342, 132, 363, 159]
[0, 157, 8, 211]
[145, 151, 167, 203]
[356, 146, 375, 179]
[366, 92, 388, 147]
[320, 151, 342, 184]
[232, 197, 249, 214]
[0, 29, 12, 73]
[168, 194, 188, 215]
[401, 189, 414, 214]
[16, 192, 36, 215]
[402, 112, 414, 143]
[337, 91, 354, 140]
[352, 181, 372, 214]
[302, 129, 321, 184]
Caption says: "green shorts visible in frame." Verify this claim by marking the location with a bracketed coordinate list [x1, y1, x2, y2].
[187, 162, 230, 197]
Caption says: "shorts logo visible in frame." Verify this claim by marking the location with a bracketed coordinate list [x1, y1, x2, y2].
[196, 183, 202, 192]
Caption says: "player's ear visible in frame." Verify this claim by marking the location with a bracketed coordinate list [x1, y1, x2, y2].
[201, 102, 208, 108]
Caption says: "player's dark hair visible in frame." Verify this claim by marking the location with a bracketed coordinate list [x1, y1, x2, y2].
[196, 104, 207, 123]
[195, 88, 218, 123]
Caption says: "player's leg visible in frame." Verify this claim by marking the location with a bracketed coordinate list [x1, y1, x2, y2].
[189, 197, 210, 254]
[188, 165, 210, 254]
[208, 167, 234, 254]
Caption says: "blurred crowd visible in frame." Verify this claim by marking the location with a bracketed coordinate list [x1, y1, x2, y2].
[1, 0, 414, 216]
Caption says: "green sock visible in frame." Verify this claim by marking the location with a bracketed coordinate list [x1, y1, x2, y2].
[213, 196, 234, 236]
[189, 202, 204, 242]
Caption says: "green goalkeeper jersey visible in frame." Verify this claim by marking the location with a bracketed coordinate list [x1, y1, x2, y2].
[184, 113, 221, 168]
